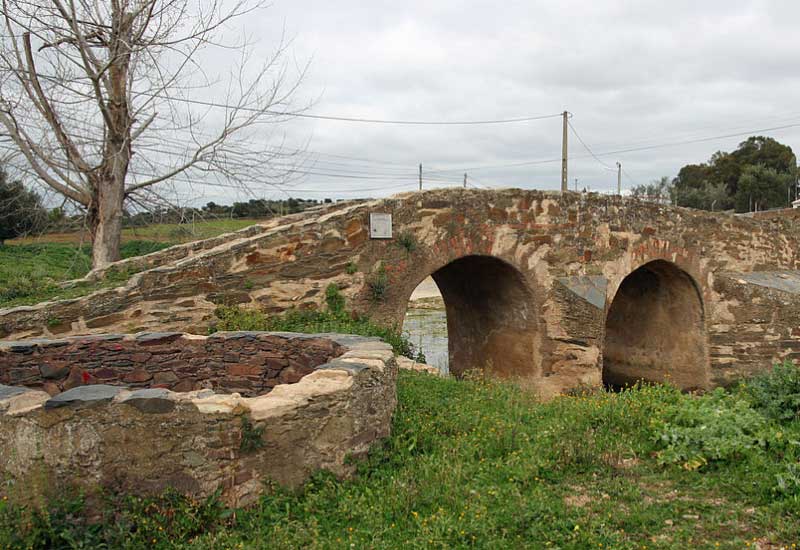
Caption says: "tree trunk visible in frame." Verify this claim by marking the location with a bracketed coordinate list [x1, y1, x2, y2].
[89, 178, 124, 268]
[89, 9, 133, 269]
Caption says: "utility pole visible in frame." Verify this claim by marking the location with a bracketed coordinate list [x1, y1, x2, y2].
[574, 178, 578, 192]
[419, 163, 423, 191]
[616, 162, 622, 196]
[463, 173, 467, 188]
[561, 111, 569, 193]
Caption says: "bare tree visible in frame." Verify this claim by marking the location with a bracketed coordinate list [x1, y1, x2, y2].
[0, 0, 306, 267]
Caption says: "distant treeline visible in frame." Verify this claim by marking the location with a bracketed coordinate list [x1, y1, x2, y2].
[39, 197, 337, 233]
[127, 197, 335, 227]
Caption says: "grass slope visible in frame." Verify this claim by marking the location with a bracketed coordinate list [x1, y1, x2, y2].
[9, 218, 261, 245]
[0, 219, 262, 307]
[0, 242, 171, 307]
[2, 370, 799, 549]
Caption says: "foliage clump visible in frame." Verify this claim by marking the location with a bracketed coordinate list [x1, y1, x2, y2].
[395, 232, 417, 253]
[741, 360, 800, 423]
[0, 171, 46, 245]
[367, 264, 389, 302]
[211, 284, 421, 360]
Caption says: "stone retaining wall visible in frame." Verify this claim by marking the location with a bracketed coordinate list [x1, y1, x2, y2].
[0, 332, 344, 397]
[0, 333, 397, 507]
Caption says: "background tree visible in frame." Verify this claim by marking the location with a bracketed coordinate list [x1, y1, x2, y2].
[0, 169, 45, 245]
[672, 136, 797, 212]
[734, 165, 793, 212]
[0, 0, 306, 268]
[630, 176, 674, 204]
[674, 181, 732, 211]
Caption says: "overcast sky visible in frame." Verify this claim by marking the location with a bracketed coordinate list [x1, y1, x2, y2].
[187, 0, 800, 204]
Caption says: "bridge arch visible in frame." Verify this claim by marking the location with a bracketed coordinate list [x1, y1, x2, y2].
[403, 254, 541, 380]
[602, 259, 709, 390]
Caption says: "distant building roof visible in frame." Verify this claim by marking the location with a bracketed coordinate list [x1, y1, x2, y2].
[794, 199, 800, 209]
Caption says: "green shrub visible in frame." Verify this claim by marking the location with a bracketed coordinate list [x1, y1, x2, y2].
[345, 261, 358, 275]
[211, 305, 421, 359]
[0, 276, 54, 302]
[653, 388, 771, 470]
[395, 232, 417, 253]
[240, 416, 265, 453]
[367, 265, 389, 302]
[324, 283, 346, 315]
[742, 360, 800, 423]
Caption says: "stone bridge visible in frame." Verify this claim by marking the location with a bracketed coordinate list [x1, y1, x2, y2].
[2, 189, 800, 396]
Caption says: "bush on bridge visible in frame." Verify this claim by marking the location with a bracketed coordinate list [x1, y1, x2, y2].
[211, 284, 423, 360]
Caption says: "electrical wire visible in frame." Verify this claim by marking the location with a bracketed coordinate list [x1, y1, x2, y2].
[568, 120, 617, 172]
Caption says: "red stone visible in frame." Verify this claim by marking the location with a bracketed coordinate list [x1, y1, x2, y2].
[172, 379, 196, 392]
[122, 368, 152, 383]
[226, 364, 262, 377]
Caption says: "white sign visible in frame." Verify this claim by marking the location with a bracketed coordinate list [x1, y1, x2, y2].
[370, 213, 393, 239]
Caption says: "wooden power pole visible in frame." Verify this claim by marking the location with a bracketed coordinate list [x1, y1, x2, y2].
[561, 111, 569, 193]
[616, 162, 622, 195]
[419, 163, 423, 191]
[463, 173, 467, 188]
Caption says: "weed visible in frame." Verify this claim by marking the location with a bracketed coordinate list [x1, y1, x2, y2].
[243, 279, 255, 290]
[345, 261, 358, 275]
[652, 387, 770, 470]
[239, 416, 265, 453]
[741, 360, 800, 422]
[395, 232, 417, 253]
[211, 305, 421, 359]
[324, 283, 346, 315]
[45, 317, 62, 328]
[367, 264, 389, 302]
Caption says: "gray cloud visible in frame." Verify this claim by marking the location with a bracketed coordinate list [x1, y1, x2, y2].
[190, 0, 800, 203]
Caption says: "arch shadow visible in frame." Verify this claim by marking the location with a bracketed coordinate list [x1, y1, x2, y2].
[416, 255, 540, 379]
[603, 259, 709, 390]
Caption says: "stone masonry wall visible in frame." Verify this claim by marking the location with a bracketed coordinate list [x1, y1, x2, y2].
[0, 332, 344, 397]
[0, 333, 397, 508]
[1, 188, 799, 395]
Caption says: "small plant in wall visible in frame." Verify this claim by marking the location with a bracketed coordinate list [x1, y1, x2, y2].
[325, 283, 347, 316]
[345, 261, 358, 275]
[396, 232, 417, 254]
[239, 416, 265, 453]
[368, 264, 389, 302]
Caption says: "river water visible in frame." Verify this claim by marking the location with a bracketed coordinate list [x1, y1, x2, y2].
[403, 307, 450, 375]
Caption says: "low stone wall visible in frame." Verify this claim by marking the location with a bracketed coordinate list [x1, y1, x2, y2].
[0, 333, 397, 507]
[0, 332, 345, 397]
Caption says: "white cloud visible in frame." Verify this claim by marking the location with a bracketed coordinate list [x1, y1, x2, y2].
[182, 0, 800, 203]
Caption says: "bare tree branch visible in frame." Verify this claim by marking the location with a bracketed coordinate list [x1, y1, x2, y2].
[0, 0, 307, 267]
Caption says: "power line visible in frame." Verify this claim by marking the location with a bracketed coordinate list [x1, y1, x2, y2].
[568, 120, 617, 172]
[29, 72, 565, 126]
[133, 90, 567, 125]
[594, 121, 800, 158]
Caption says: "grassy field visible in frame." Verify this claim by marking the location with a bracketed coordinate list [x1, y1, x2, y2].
[2, 365, 799, 549]
[9, 218, 262, 245]
[0, 219, 263, 308]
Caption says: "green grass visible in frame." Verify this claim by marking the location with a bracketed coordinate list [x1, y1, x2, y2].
[121, 218, 260, 243]
[10, 218, 262, 245]
[0, 241, 171, 307]
[212, 303, 424, 361]
[0, 219, 262, 308]
[3, 369, 799, 549]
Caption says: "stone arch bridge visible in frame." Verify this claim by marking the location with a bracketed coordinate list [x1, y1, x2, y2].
[2, 189, 800, 396]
